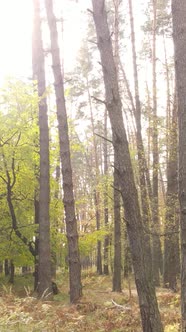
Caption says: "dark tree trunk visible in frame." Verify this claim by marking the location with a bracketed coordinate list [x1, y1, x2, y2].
[45, 0, 82, 303]
[4, 259, 9, 276]
[9, 260, 15, 284]
[172, 0, 186, 329]
[32, 0, 52, 299]
[91, 1, 163, 331]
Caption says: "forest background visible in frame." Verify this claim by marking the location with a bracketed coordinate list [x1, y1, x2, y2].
[0, 0, 183, 331]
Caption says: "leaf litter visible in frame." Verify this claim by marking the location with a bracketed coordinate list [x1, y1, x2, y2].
[0, 275, 181, 331]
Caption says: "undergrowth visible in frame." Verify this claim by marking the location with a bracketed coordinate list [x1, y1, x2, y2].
[0, 272, 181, 331]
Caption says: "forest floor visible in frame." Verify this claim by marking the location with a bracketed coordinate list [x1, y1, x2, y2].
[0, 271, 181, 332]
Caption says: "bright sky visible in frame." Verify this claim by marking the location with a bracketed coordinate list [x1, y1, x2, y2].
[0, 0, 90, 82]
[0, 0, 33, 80]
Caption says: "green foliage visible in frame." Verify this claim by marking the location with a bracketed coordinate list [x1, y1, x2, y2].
[0, 78, 39, 265]
[79, 229, 109, 257]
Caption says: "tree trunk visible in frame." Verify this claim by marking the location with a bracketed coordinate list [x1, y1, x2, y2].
[151, 0, 163, 286]
[94, 190, 103, 274]
[112, 0, 121, 289]
[4, 259, 9, 276]
[45, 0, 82, 303]
[34, 195, 39, 291]
[91, 1, 163, 331]
[9, 260, 15, 284]
[103, 108, 109, 275]
[86, 77, 103, 275]
[32, 0, 52, 299]
[163, 95, 180, 291]
[172, 0, 186, 329]
[112, 152, 121, 292]
[128, 0, 152, 275]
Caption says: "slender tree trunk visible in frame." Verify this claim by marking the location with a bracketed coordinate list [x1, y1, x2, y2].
[112, 0, 121, 289]
[163, 94, 180, 290]
[34, 195, 39, 291]
[172, 1, 186, 329]
[45, 0, 82, 303]
[9, 260, 15, 284]
[128, 0, 152, 272]
[86, 77, 102, 275]
[51, 164, 61, 279]
[91, 1, 163, 331]
[4, 259, 9, 276]
[94, 190, 102, 274]
[103, 108, 109, 275]
[112, 152, 121, 292]
[32, 0, 52, 298]
[151, 0, 163, 286]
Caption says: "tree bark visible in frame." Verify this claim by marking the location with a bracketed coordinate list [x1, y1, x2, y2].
[91, 1, 163, 331]
[112, 0, 121, 289]
[151, 0, 163, 286]
[103, 108, 109, 275]
[172, 0, 186, 329]
[128, 0, 152, 275]
[45, 0, 82, 303]
[32, 0, 52, 299]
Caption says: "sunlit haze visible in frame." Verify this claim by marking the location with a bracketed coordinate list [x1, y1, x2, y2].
[0, 0, 90, 82]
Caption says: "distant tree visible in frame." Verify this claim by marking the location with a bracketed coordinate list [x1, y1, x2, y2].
[163, 95, 180, 290]
[151, 0, 163, 286]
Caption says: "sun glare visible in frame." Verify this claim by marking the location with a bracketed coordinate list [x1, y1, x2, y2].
[0, 0, 90, 83]
[0, 0, 33, 81]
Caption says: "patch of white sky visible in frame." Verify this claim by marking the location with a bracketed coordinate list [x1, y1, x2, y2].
[121, 0, 174, 117]
[0, 0, 33, 80]
[0, 0, 173, 119]
[0, 0, 91, 83]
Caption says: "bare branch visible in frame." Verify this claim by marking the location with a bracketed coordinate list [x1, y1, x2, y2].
[91, 96, 106, 105]
[87, 8, 93, 15]
[95, 132, 113, 144]
[111, 299, 131, 311]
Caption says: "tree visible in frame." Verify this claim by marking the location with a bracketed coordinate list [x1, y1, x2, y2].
[151, 0, 163, 286]
[91, 1, 163, 330]
[112, 0, 122, 291]
[163, 94, 180, 290]
[127, 0, 152, 277]
[32, 0, 52, 298]
[45, 0, 82, 303]
[0, 79, 40, 281]
[172, 0, 186, 329]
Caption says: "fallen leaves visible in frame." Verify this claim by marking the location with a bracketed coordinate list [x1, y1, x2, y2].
[0, 275, 182, 331]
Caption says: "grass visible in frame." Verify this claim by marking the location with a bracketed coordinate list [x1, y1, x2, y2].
[0, 271, 181, 331]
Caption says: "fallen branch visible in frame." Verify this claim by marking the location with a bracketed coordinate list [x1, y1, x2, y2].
[111, 299, 131, 311]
